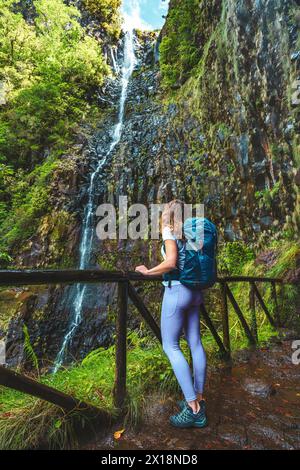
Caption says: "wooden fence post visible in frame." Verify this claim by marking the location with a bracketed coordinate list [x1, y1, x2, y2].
[249, 283, 258, 342]
[220, 282, 230, 354]
[271, 281, 281, 326]
[200, 304, 229, 359]
[252, 282, 275, 327]
[113, 281, 128, 409]
[225, 284, 256, 346]
[128, 283, 162, 343]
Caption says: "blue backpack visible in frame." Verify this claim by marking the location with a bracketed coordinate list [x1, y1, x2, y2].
[163, 217, 218, 289]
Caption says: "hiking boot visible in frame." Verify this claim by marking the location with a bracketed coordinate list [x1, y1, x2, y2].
[170, 402, 207, 428]
[177, 399, 186, 410]
[177, 399, 206, 415]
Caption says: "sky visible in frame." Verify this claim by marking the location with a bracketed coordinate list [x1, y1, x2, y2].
[122, 0, 169, 31]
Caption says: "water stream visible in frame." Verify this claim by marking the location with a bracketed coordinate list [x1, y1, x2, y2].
[53, 23, 137, 373]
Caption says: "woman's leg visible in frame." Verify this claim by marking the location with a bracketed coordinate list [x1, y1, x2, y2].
[161, 286, 197, 404]
[183, 303, 207, 400]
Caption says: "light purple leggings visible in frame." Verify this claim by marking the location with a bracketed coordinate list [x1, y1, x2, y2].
[161, 283, 206, 402]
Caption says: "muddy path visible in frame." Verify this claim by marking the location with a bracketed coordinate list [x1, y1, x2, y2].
[86, 333, 300, 450]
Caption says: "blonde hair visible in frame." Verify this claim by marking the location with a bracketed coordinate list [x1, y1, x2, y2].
[161, 199, 185, 239]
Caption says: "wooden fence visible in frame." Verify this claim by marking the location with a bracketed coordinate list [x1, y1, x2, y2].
[0, 270, 287, 410]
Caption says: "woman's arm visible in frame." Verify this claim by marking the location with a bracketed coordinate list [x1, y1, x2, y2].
[135, 239, 178, 276]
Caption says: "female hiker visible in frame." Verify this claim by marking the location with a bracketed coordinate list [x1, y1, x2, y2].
[135, 200, 217, 428]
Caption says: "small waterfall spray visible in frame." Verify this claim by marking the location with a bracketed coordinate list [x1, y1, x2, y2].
[53, 19, 137, 373]
[110, 46, 120, 75]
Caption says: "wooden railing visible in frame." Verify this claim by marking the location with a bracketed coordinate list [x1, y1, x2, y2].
[0, 269, 288, 410]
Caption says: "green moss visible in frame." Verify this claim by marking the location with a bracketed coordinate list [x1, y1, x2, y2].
[0, 289, 19, 331]
[0, 158, 57, 252]
[38, 210, 77, 268]
[254, 181, 282, 210]
[218, 241, 255, 276]
[159, 0, 203, 88]
[82, 0, 121, 39]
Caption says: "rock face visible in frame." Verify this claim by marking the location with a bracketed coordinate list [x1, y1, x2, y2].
[159, 0, 299, 242]
[4, 1, 300, 367]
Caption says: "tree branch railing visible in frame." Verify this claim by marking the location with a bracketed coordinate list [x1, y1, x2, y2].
[0, 269, 288, 410]
[0, 364, 109, 419]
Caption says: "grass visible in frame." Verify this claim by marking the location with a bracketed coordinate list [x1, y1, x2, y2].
[0, 322, 281, 449]
[0, 332, 178, 449]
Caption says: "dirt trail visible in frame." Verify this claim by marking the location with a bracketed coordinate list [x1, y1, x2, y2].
[87, 334, 300, 450]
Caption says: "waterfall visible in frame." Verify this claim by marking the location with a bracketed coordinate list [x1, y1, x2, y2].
[110, 46, 120, 75]
[53, 26, 137, 373]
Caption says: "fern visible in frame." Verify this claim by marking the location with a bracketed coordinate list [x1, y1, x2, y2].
[81, 347, 107, 366]
[23, 324, 39, 377]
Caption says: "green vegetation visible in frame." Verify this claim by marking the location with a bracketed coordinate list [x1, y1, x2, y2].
[0, 0, 110, 168]
[159, 0, 202, 88]
[23, 323, 40, 376]
[0, 0, 120, 261]
[0, 158, 56, 255]
[0, 332, 177, 449]
[218, 241, 255, 275]
[82, 0, 121, 39]
[159, 0, 223, 89]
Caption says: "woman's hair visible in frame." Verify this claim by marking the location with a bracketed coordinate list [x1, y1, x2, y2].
[161, 199, 185, 238]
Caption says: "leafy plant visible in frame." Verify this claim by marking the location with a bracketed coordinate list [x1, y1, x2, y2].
[82, 0, 121, 39]
[0, 0, 110, 168]
[23, 324, 39, 376]
[218, 241, 255, 275]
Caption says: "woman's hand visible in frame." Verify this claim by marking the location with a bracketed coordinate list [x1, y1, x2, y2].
[135, 240, 178, 277]
[135, 265, 149, 275]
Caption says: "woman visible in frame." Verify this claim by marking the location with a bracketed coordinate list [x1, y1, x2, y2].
[135, 201, 207, 428]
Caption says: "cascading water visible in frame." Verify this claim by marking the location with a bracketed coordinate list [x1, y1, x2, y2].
[53, 20, 137, 373]
[110, 46, 120, 75]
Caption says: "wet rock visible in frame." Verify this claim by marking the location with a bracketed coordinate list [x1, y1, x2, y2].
[144, 396, 174, 424]
[257, 348, 293, 369]
[18, 294, 38, 320]
[247, 423, 294, 450]
[12, 0, 37, 24]
[242, 378, 275, 398]
[232, 348, 253, 364]
[252, 223, 261, 233]
[218, 424, 248, 448]
[224, 223, 238, 241]
[6, 317, 25, 367]
[255, 249, 278, 268]
[253, 160, 268, 176]
[260, 216, 273, 228]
